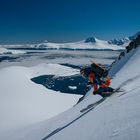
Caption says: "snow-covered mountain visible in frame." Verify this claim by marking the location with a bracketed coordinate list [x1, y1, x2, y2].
[1, 32, 140, 52]
[0, 36, 125, 51]
[108, 37, 130, 46]
[108, 31, 140, 46]
[1, 35, 140, 140]
[34, 37, 124, 50]
[32, 39, 121, 51]
[104, 31, 140, 46]
[30, 32, 140, 50]
[84, 36, 97, 43]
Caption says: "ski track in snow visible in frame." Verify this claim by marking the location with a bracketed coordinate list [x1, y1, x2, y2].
[41, 98, 105, 140]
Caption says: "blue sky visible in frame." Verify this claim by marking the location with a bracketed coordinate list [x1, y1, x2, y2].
[0, 0, 140, 44]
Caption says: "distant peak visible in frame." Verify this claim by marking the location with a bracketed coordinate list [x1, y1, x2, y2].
[108, 37, 130, 45]
[84, 37, 97, 43]
[44, 40, 48, 43]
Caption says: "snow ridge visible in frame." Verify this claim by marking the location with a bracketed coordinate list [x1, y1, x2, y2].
[109, 34, 140, 77]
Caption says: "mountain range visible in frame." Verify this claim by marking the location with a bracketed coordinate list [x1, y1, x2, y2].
[1, 32, 140, 51]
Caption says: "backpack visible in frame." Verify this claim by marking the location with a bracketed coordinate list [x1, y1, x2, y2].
[90, 61, 108, 77]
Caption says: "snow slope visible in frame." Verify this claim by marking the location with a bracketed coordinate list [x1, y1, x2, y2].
[0, 64, 81, 135]
[4, 45, 140, 139]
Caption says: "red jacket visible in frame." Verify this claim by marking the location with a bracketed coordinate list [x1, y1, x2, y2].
[88, 73, 111, 91]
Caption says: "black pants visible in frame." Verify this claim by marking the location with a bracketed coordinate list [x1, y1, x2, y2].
[95, 87, 114, 97]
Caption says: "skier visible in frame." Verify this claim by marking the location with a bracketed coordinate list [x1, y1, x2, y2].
[80, 62, 114, 97]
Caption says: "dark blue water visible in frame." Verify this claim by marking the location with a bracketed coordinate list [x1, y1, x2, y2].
[31, 74, 90, 95]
